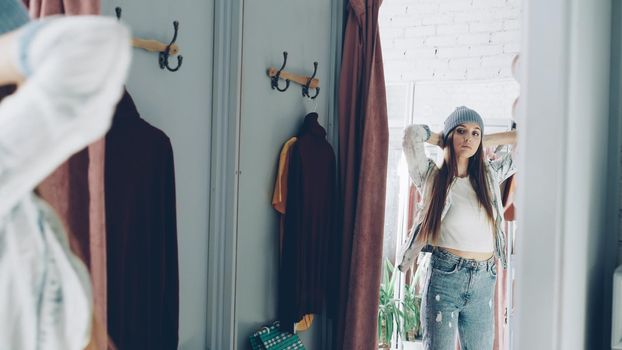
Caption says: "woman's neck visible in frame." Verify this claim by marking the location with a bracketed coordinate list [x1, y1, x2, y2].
[456, 157, 469, 177]
[443, 149, 470, 178]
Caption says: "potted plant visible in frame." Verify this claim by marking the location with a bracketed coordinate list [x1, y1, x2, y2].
[400, 283, 423, 350]
[378, 258, 403, 349]
[400, 256, 428, 350]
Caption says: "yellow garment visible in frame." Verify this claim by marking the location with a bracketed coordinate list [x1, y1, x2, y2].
[272, 137, 297, 214]
[294, 314, 314, 332]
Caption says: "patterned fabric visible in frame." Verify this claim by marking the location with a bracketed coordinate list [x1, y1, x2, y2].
[398, 124, 517, 272]
[249, 322, 306, 350]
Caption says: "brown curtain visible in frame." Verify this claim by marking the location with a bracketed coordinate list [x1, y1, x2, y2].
[22, 1, 108, 349]
[336, 0, 389, 348]
[23, 0, 98, 16]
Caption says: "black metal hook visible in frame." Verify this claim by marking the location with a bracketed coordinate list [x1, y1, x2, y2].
[159, 21, 183, 72]
[115, 7, 122, 20]
[302, 62, 320, 99]
[271, 52, 290, 92]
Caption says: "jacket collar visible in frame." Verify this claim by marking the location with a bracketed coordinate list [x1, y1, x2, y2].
[299, 112, 326, 138]
[111, 88, 140, 127]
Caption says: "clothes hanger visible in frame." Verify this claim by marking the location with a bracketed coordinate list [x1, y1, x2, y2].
[304, 93, 319, 115]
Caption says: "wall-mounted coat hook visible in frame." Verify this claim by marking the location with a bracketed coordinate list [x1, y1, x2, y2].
[115, 7, 183, 72]
[302, 62, 320, 99]
[267, 52, 320, 94]
[159, 21, 183, 72]
[269, 52, 290, 92]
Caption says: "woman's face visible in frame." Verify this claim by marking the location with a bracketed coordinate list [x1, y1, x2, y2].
[451, 123, 481, 159]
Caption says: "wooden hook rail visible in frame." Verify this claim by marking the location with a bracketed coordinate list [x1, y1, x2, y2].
[267, 52, 320, 98]
[132, 39, 179, 56]
[116, 6, 183, 71]
[267, 67, 319, 89]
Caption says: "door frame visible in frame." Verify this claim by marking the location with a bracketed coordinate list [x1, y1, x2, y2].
[515, 0, 618, 348]
[205, 1, 344, 349]
[206, 0, 244, 349]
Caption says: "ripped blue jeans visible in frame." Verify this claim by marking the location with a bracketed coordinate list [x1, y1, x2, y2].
[422, 247, 497, 350]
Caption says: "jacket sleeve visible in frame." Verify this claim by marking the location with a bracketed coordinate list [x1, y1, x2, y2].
[0, 16, 131, 217]
[160, 138, 179, 349]
[488, 147, 517, 184]
[398, 124, 435, 273]
[279, 143, 303, 333]
[402, 124, 434, 190]
[397, 223, 426, 273]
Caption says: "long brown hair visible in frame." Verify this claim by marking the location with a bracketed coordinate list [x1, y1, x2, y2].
[418, 131, 495, 244]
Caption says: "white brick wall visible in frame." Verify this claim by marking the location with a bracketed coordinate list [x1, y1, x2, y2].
[380, 0, 522, 264]
[405, 25, 436, 37]
[437, 23, 470, 35]
[380, 0, 521, 83]
[457, 32, 491, 45]
[412, 80, 519, 128]
[469, 21, 503, 32]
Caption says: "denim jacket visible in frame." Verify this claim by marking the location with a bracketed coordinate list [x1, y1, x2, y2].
[0, 17, 130, 349]
[397, 124, 516, 272]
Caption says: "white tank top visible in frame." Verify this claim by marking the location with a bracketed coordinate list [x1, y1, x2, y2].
[437, 176, 494, 253]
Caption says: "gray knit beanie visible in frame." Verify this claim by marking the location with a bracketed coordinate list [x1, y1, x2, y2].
[0, 0, 30, 34]
[443, 106, 484, 142]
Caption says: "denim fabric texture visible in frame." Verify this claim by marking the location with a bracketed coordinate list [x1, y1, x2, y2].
[422, 248, 496, 350]
[0, 16, 131, 349]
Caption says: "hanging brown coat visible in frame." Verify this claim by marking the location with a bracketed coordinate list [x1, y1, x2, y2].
[279, 113, 338, 333]
[105, 91, 179, 350]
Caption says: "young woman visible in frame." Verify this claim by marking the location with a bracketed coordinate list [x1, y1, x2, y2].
[398, 106, 517, 350]
[0, 1, 130, 348]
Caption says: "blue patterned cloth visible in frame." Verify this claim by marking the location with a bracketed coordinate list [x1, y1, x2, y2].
[249, 321, 306, 350]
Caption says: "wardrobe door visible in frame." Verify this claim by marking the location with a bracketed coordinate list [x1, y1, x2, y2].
[101, 1, 214, 349]
[235, 1, 333, 348]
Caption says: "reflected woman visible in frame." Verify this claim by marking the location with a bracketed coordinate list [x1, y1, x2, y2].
[398, 106, 517, 350]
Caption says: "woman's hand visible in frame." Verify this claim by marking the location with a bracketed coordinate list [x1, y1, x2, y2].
[0, 30, 24, 86]
[427, 131, 444, 148]
[0, 16, 131, 217]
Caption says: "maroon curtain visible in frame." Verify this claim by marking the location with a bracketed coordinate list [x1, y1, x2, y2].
[336, 0, 389, 348]
[23, 1, 107, 349]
